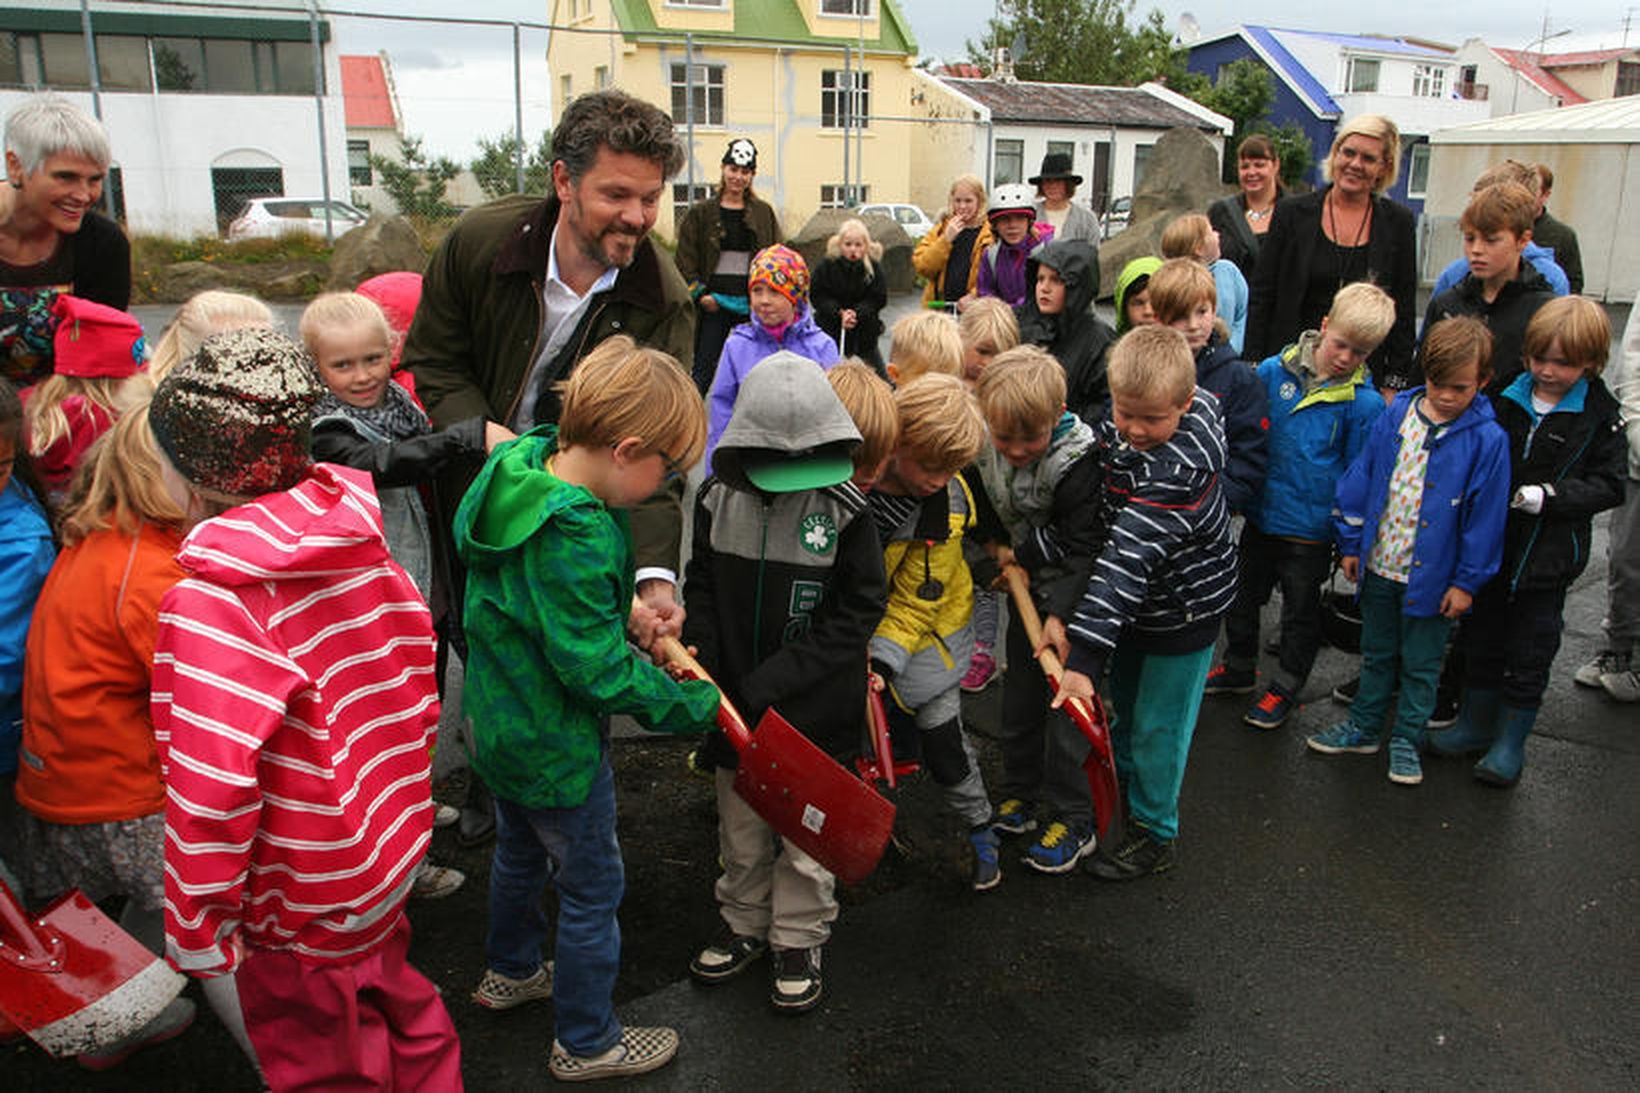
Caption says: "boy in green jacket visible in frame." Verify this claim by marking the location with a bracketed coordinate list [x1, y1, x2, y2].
[453, 335, 718, 1082]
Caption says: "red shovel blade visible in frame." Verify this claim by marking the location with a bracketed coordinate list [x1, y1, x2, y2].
[0, 883, 186, 1057]
[733, 707, 896, 885]
[1062, 692, 1123, 842]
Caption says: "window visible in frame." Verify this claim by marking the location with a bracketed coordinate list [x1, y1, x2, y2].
[348, 140, 373, 186]
[821, 69, 870, 129]
[1618, 61, 1640, 98]
[1346, 57, 1379, 94]
[667, 0, 726, 7]
[669, 62, 724, 126]
[39, 33, 91, 88]
[820, 183, 868, 208]
[560, 74, 572, 108]
[212, 166, 284, 233]
[820, 0, 872, 13]
[1045, 140, 1074, 173]
[95, 36, 151, 92]
[672, 181, 711, 224]
[205, 39, 256, 93]
[153, 38, 203, 91]
[993, 139, 1024, 185]
[1412, 64, 1445, 98]
[594, 65, 610, 89]
[1406, 143, 1430, 199]
[1133, 144, 1154, 191]
[104, 165, 125, 223]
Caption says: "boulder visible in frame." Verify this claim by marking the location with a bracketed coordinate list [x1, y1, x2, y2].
[789, 209, 918, 295]
[1098, 126, 1233, 297]
[144, 259, 327, 303]
[325, 214, 427, 290]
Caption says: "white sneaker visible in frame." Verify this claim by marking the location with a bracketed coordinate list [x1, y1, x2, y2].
[1601, 668, 1640, 703]
[1575, 650, 1628, 687]
[549, 1026, 678, 1081]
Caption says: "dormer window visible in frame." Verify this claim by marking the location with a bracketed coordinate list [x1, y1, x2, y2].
[820, 1, 873, 15]
[1346, 57, 1380, 93]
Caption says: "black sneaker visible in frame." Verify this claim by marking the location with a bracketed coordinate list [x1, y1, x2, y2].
[1203, 663, 1256, 696]
[1331, 676, 1359, 705]
[1425, 688, 1460, 729]
[689, 926, 768, 984]
[1084, 829, 1176, 881]
[770, 946, 823, 1013]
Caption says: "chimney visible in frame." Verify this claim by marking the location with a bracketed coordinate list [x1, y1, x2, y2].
[992, 47, 1015, 82]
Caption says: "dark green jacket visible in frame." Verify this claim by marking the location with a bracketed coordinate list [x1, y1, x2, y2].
[673, 191, 782, 300]
[453, 427, 718, 809]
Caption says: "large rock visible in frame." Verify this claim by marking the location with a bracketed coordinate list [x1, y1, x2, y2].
[789, 209, 918, 295]
[145, 259, 327, 303]
[325, 214, 426, 290]
[1098, 126, 1232, 297]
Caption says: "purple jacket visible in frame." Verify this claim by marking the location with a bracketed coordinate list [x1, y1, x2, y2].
[705, 305, 842, 468]
[976, 223, 1054, 308]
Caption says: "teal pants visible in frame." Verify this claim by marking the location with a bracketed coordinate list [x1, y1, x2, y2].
[1107, 643, 1213, 840]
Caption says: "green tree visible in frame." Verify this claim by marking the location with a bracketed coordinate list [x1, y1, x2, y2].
[1259, 121, 1315, 190]
[370, 136, 460, 219]
[471, 130, 553, 200]
[966, 0, 1193, 87]
[1194, 59, 1275, 182]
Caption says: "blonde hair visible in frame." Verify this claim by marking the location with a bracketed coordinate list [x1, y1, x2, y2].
[1109, 326, 1196, 406]
[1473, 159, 1541, 198]
[299, 292, 395, 362]
[25, 372, 152, 458]
[895, 373, 985, 474]
[148, 291, 273, 382]
[1160, 213, 1215, 260]
[556, 335, 706, 470]
[1325, 114, 1401, 194]
[958, 297, 1020, 354]
[948, 173, 986, 211]
[827, 360, 899, 474]
[1420, 316, 1494, 386]
[1523, 295, 1611, 376]
[825, 218, 884, 280]
[889, 310, 963, 383]
[976, 345, 1065, 434]
[59, 402, 186, 546]
[1146, 258, 1217, 324]
[1326, 282, 1396, 350]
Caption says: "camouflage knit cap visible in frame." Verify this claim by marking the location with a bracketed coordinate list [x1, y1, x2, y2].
[150, 327, 321, 499]
[748, 244, 810, 309]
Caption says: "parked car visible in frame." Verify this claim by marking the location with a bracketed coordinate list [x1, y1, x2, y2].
[227, 198, 368, 240]
[1100, 196, 1132, 241]
[853, 202, 935, 240]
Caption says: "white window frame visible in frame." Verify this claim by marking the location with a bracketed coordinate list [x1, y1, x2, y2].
[1346, 56, 1380, 94]
[993, 139, 1024, 186]
[1412, 63, 1445, 98]
[1405, 143, 1431, 199]
[669, 61, 724, 126]
[819, 0, 873, 16]
[820, 183, 867, 208]
[821, 69, 871, 129]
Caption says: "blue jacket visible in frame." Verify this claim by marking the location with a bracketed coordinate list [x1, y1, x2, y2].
[1210, 258, 1248, 353]
[705, 304, 841, 468]
[1249, 335, 1384, 541]
[0, 478, 56, 775]
[1193, 335, 1268, 515]
[1332, 389, 1511, 618]
[1433, 242, 1568, 299]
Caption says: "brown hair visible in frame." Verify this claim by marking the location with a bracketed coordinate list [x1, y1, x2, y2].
[827, 360, 899, 473]
[1160, 213, 1215, 260]
[894, 373, 985, 474]
[1460, 183, 1536, 238]
[1473, 159, 1541, 199]
[1535, 162, 1554, 193]
[976, 345, 1064, 434]
[1108, 326, 1195, 406]
[1237, 133, 1279, 163]
[1146, 258, 1217, 324]
[1420, 316, 1494, 385]
[555, 335, 706, 469]
[1523, 295, 1611, 376]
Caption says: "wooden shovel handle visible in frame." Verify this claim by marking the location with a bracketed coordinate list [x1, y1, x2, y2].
[1002, 564, 1094, 715]
[654, 636, 752, 749]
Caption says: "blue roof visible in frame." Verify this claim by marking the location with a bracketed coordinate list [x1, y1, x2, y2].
[1270, 27, 1451, 58]
[1242, 25, 1338, 118]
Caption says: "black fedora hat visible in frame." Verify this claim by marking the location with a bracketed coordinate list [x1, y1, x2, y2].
[1029, 152, 1082, 187]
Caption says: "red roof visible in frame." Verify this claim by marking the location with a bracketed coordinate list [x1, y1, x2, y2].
[340, 55, 397, 129]
[1492, 48, 1587, 105]
[1539, 47, 1637, 68]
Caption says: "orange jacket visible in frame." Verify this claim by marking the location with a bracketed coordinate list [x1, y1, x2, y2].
[17, 522, 185, 823]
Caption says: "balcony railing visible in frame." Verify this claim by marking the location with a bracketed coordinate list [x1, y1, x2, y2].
[1457, 81, 1490, 101]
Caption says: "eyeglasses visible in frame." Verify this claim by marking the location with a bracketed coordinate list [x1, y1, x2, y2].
[1336, 144, 1382, 166]
[658, 449, 687, 483]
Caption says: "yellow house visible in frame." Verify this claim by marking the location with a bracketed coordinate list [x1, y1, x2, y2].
[547, 0, 921, 241]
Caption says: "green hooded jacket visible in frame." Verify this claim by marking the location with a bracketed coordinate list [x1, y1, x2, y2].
[453, 427, 718, 808]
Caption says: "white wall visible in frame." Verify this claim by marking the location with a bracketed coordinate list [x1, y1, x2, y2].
[1334, 91, 1490, 137]
[1454, 40, 1561, 118]
[986, 122, 1224, 208]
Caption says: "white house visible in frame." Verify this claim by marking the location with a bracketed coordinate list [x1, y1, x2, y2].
[1452, 39, 1582, 118]
[2, 0, 350, 236]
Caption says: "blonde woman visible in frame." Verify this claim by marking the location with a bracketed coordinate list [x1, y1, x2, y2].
[912, 175, 994, 312]
[811, 218, 888, 369]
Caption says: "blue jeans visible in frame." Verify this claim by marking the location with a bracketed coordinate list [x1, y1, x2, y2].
[487, 760, 624, 1057]
[1353, 571, 1453, 743]
[1107, 643, 1213, 840]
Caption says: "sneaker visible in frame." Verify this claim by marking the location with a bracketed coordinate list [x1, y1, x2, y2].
[1425, 690, 1460, 729]
[1575, 649, 1629, 688]
[1243, 685, 1296, 729]
[990, 798, 1036, 836]
[1387, 737, 1424, 785]
[78, 998, 196, 1071]
[689, 926, 768, 984]
[411, 862, 465, 900]
[1023, 821, 1096, 874]
[685, 745, 714, 778]
[1084, 829, 1176, 881]
[432, 802, 460, 828]
[769, 946, 824, 1013]
[1331, 676, 1359, 704]
[960, 648, 999, 692]
[1305, 721, 1381, 755]
[1203, 663, 1256, 696]
[969, 825, 1001, 891]
[1601, 667, 1640, 703]
[472, 963, 554, 1010]
[549, 1026, 679, 1082]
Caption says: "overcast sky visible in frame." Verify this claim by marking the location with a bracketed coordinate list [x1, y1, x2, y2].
[333, 2, 1637, 162]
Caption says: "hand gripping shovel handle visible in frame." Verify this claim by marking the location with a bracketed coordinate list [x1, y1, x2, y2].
[1001, 565, 1123, 840]
[655, 636, 752, 752]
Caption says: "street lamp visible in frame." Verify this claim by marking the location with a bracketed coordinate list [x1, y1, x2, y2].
[1511, 27, 1573, 113]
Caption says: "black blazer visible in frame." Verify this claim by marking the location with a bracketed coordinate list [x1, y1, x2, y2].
[1245, 187, 1417, 389]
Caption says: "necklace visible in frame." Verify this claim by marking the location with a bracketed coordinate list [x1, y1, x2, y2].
[1325, 191, 1372, 289]
[1245, 207, 1271, 222]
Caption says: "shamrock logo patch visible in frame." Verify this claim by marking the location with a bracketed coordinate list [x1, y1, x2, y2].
[800, 512, 838, 555]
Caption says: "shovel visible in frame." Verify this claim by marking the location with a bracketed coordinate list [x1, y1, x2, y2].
[1002, 565, 1123, 841]
[658, 637, 895, 884]
[856, 680, 920, 790]
[0, 879, 187, 1057]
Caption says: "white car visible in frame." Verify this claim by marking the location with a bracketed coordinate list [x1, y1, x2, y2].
[1100, 196, 1132, 241]
[853, 202, 934, 239]
[227, 198, 368, 240]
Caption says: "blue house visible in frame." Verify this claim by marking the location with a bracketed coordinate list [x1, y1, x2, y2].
[1187, 25, 1489, 215]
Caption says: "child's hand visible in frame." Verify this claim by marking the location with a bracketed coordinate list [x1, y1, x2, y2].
[989, 544, 1016, 570]
[840, 308, 858, 329]
[1052, 669, 1095, 709]
[629, 582, 685, 651]
[1439, 586, 1473, 619]
[661, 647, 702, 681]
[699, 295, 720, 313]
[484, 421, 516, 452]
[955, 291, 978, 313]
[1340, 555, 1360, 583]
[868, 670, 887, 693]
[1037, 614, 1069, 664]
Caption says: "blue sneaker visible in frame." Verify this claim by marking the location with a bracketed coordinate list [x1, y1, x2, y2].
[1387, 737, 1424, 785]
[1305, 721, 1381, 755]
[1023, 821, 1095, 874]
[991, 798, 1036, 835]
[969, 826, 1001, 891]
[1244, 685, 1296, 730]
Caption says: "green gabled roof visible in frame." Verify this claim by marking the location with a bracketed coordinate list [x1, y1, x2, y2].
[608, 0, 915, 54]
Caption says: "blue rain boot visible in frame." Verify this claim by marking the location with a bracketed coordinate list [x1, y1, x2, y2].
[1474, 704, 1537, 787]
[1427, 688, 1502, 757]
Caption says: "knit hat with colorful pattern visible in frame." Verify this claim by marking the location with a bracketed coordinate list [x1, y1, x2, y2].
[747, 244, 810, 309]
[150, 327, 321, 500]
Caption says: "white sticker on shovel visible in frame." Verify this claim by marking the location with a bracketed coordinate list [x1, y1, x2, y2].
[801, 804, 827, 834]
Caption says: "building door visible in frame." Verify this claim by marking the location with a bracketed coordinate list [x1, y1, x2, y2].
[1091, 142, 1112, 213]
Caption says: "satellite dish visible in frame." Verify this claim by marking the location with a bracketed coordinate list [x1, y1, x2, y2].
[1177, 13, 1202, 44]
[1011, 31, 1027, 62]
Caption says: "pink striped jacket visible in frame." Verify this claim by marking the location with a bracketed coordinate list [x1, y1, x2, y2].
[153, 464, 439, 976]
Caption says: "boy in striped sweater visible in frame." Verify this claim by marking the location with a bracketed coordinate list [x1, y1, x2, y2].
[149, 329, 461, 1090]
[1048, 325, 1238, 881]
